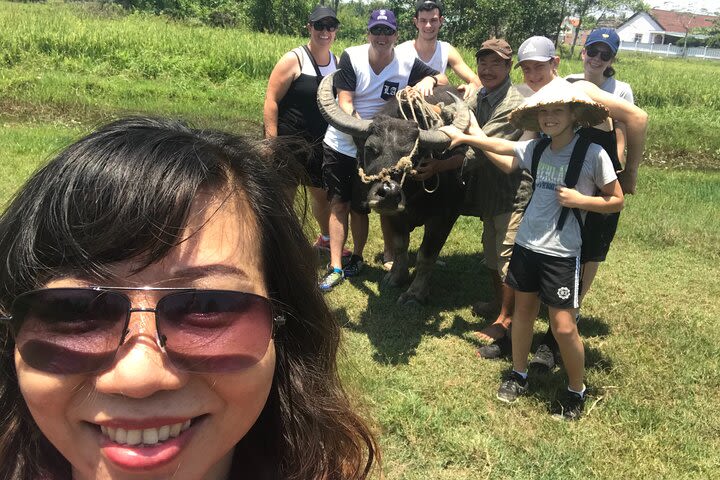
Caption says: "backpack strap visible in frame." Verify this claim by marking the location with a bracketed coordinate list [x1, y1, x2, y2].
[557, 134, 592, 230]
[531, 137, 552, 189]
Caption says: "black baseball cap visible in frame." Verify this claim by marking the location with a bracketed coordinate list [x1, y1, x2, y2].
[308, 5, 338, 23]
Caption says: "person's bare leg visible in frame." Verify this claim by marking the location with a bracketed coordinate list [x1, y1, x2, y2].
[328, 199, 350, 269]
[511, 291, 541, 374]
[475, 270, 514, 342]
[549, 307, 584, 391]
[309, 186, 330, 237]
[350, 210, 369, 258]
[579, 261, 600, 303]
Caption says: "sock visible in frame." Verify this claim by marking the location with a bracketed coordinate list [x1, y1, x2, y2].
[568, 384, 586, 398]
[321, 234, 330, 241]
[513, 370, 528, 380]
[332, 267, 343, 274]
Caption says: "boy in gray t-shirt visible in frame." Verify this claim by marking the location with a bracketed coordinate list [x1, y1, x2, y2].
[441, 78, 624, 420]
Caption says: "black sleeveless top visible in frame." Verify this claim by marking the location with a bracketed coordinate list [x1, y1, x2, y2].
[277, 46, 337, 142]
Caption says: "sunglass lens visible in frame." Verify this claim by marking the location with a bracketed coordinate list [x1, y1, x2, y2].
[157, 290, 273, 373]
[587, 48, 612, 61]
[12, 289, 128, 374]
[314, 22, 337, 32]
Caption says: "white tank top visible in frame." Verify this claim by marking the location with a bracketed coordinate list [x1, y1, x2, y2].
[396, 40, 449, 73]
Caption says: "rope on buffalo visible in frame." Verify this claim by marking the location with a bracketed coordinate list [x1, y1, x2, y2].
[357, 87, 442, 188]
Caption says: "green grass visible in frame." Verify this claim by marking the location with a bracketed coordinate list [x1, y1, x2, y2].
[1, 2, 720, 478]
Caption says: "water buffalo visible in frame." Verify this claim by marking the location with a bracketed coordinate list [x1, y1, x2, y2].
[317, 72, 469, 305]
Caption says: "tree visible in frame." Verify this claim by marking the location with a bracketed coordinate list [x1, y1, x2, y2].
[567, 0, 646, 57]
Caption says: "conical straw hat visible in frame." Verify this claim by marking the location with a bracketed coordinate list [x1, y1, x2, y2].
[509, 78, 609, 132]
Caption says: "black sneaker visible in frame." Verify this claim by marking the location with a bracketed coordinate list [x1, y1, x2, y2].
[342, 254, 364, 277]
[496, 371, 528, 404]
[551, 390, 585, 421]
[529, 343, 556, 371]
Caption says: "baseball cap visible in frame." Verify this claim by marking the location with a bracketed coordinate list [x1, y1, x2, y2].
[368, 9, 397, 30]
[475, 38, 512, 60]
[415, 0, 443, 15]
[585, 28, 620, 54]
[515, 36, 557, 67]
[308, 5, 338, 23]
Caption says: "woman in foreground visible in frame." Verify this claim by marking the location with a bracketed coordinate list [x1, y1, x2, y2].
[0, 117, 377, 479]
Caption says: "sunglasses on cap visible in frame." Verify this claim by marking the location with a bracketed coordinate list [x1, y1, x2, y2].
[313, 21, 338, 32]
[369, 25, 396, 36]
[585, 46, 613, 62]
[0, 287, 284, 375]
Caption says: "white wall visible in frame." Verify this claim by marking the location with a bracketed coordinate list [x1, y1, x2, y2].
[617, 13, 660, 43]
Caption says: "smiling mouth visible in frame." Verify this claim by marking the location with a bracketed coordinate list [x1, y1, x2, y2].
[99, 419, 192, 446]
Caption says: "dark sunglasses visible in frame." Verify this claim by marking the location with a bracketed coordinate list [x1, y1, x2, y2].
[586, 47, 614, 61]
[0, 287, 284, 375]
[369, 25, 396, 36]
[313, 21, 338, 32]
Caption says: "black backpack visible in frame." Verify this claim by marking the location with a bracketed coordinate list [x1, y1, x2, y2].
[531, 127, 619, 231]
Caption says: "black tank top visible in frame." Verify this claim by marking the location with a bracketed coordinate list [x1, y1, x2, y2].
[277, 47, 337, 141]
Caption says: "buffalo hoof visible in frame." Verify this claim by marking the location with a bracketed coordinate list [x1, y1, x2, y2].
[381, 271, 409, 288]
[397, 291, 427, 306]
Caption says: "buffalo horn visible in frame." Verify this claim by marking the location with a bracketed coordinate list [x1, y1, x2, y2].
[317, 71, 372, 138]
[418, 91, 471, 149]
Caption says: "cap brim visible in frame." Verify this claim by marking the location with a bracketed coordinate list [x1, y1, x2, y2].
[368, 21, 397, 30]
[513, 56, 553, 68]
[585, 40, 618, 54]
[475, 48, 511, 60]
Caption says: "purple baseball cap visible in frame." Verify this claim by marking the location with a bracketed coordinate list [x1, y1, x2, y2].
[368, 9, 397, 30]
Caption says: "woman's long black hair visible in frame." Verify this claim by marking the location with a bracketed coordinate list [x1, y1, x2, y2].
[0, 117, 377, 479]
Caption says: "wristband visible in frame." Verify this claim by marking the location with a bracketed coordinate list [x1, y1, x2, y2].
[431, 75, 438, 86]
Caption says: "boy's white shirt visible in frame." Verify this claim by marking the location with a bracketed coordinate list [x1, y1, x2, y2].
[512, 134, 617, 258]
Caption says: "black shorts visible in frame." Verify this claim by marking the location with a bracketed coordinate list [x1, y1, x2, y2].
[581, 211, 620, 263]
[322, 145, 370, 214]
[506, 244, 581, 309]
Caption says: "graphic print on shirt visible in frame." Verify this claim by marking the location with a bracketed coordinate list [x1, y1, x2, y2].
[535, 161, 567, 191]
[381, 81, 399, 100]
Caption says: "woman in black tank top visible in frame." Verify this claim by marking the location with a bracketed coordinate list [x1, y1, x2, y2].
[263, 5, 340, 250]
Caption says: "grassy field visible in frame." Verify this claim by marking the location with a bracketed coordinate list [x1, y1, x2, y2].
[1, 2, 719, 478]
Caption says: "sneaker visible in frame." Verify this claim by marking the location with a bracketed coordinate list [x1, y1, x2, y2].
[496, 371, 528, 404]
[529, 344, 556, 371]
[318, 268, 344, 292]
[313, 235, 351, 257]
[342, 254, 364, 277]
[551, 390, 585, 421]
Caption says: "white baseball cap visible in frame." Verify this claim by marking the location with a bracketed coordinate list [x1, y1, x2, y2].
[515, 36, 557, 67]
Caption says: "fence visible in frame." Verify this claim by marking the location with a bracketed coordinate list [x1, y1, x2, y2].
[619, 41, 720, 61]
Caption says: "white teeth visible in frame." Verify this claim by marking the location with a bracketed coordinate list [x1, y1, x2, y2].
[126, 429, 142, 446]
[142, 428, 159, 445]
[101, 421, 191, 445]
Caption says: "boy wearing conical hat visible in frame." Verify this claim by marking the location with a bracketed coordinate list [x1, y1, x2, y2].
[442, 78, 624, 420]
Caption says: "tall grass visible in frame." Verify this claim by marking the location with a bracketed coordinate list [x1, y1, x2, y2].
[1, 1, 719, 168]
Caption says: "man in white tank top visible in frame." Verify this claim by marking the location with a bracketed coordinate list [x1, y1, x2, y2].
[396, 0, 481, 94]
